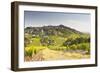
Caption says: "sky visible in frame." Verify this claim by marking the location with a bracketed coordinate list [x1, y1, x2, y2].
[24, 11, 91, 33]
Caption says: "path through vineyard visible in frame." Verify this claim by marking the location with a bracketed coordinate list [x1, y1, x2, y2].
[31, 48, 90, 61]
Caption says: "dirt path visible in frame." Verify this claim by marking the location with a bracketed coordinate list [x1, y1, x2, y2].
[32, 51, 44, 61]
[31, 48, 90, 61]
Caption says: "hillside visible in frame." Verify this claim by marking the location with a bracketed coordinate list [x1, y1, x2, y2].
[24, 24, 82, 37]
[24, 24, 90, 61]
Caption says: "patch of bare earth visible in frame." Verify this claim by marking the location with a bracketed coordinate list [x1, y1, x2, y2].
[30, 48, 90, 61]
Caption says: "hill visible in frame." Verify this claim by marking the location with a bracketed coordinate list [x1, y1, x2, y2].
[24, 24, 82, 37]
[24, 24, 90, 61]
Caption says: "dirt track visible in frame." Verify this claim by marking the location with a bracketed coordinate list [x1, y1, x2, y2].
[29, 48, 90, 61]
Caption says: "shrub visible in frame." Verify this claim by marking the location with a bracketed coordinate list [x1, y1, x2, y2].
[25, 46, 47, 57]
[25, 48, 33, 57]
[63, 37, 90, 46]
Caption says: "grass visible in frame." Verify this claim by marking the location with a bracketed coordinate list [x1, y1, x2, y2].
[48, 36, 67, 46]
[25, 45, 47, 56]
[31, 37, 41, 46]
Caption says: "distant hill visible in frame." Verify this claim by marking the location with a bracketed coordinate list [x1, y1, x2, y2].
[24, 24, 82, 37]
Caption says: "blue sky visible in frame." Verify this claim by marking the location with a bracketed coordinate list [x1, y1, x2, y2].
[24, 11, 91, 33]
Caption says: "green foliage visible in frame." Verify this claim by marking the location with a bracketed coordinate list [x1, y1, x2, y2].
[25, 46, 47, 57]
[25, 48, 33, 57]
[69, 44, 77, 50]
[62, 35, 90, 53]
[40, 36, 66, 46]
[78, 43, 90, 51]
[63, 36, 90, 46]
[24, 33, 32, 47]
[68, 43, 90, 51]
[40, 36, 54, 46]
[31, 37, 41, 46]
[48, 46, 67, 51]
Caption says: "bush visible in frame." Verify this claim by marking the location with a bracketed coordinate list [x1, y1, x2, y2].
[25, 46, 47, 57]
[77, 43, 90, 51]
[69, 44, 77, 50]
[25, 48, 33, 57]
[63, 43, 90, 53]
[63, 37, 90, 46]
